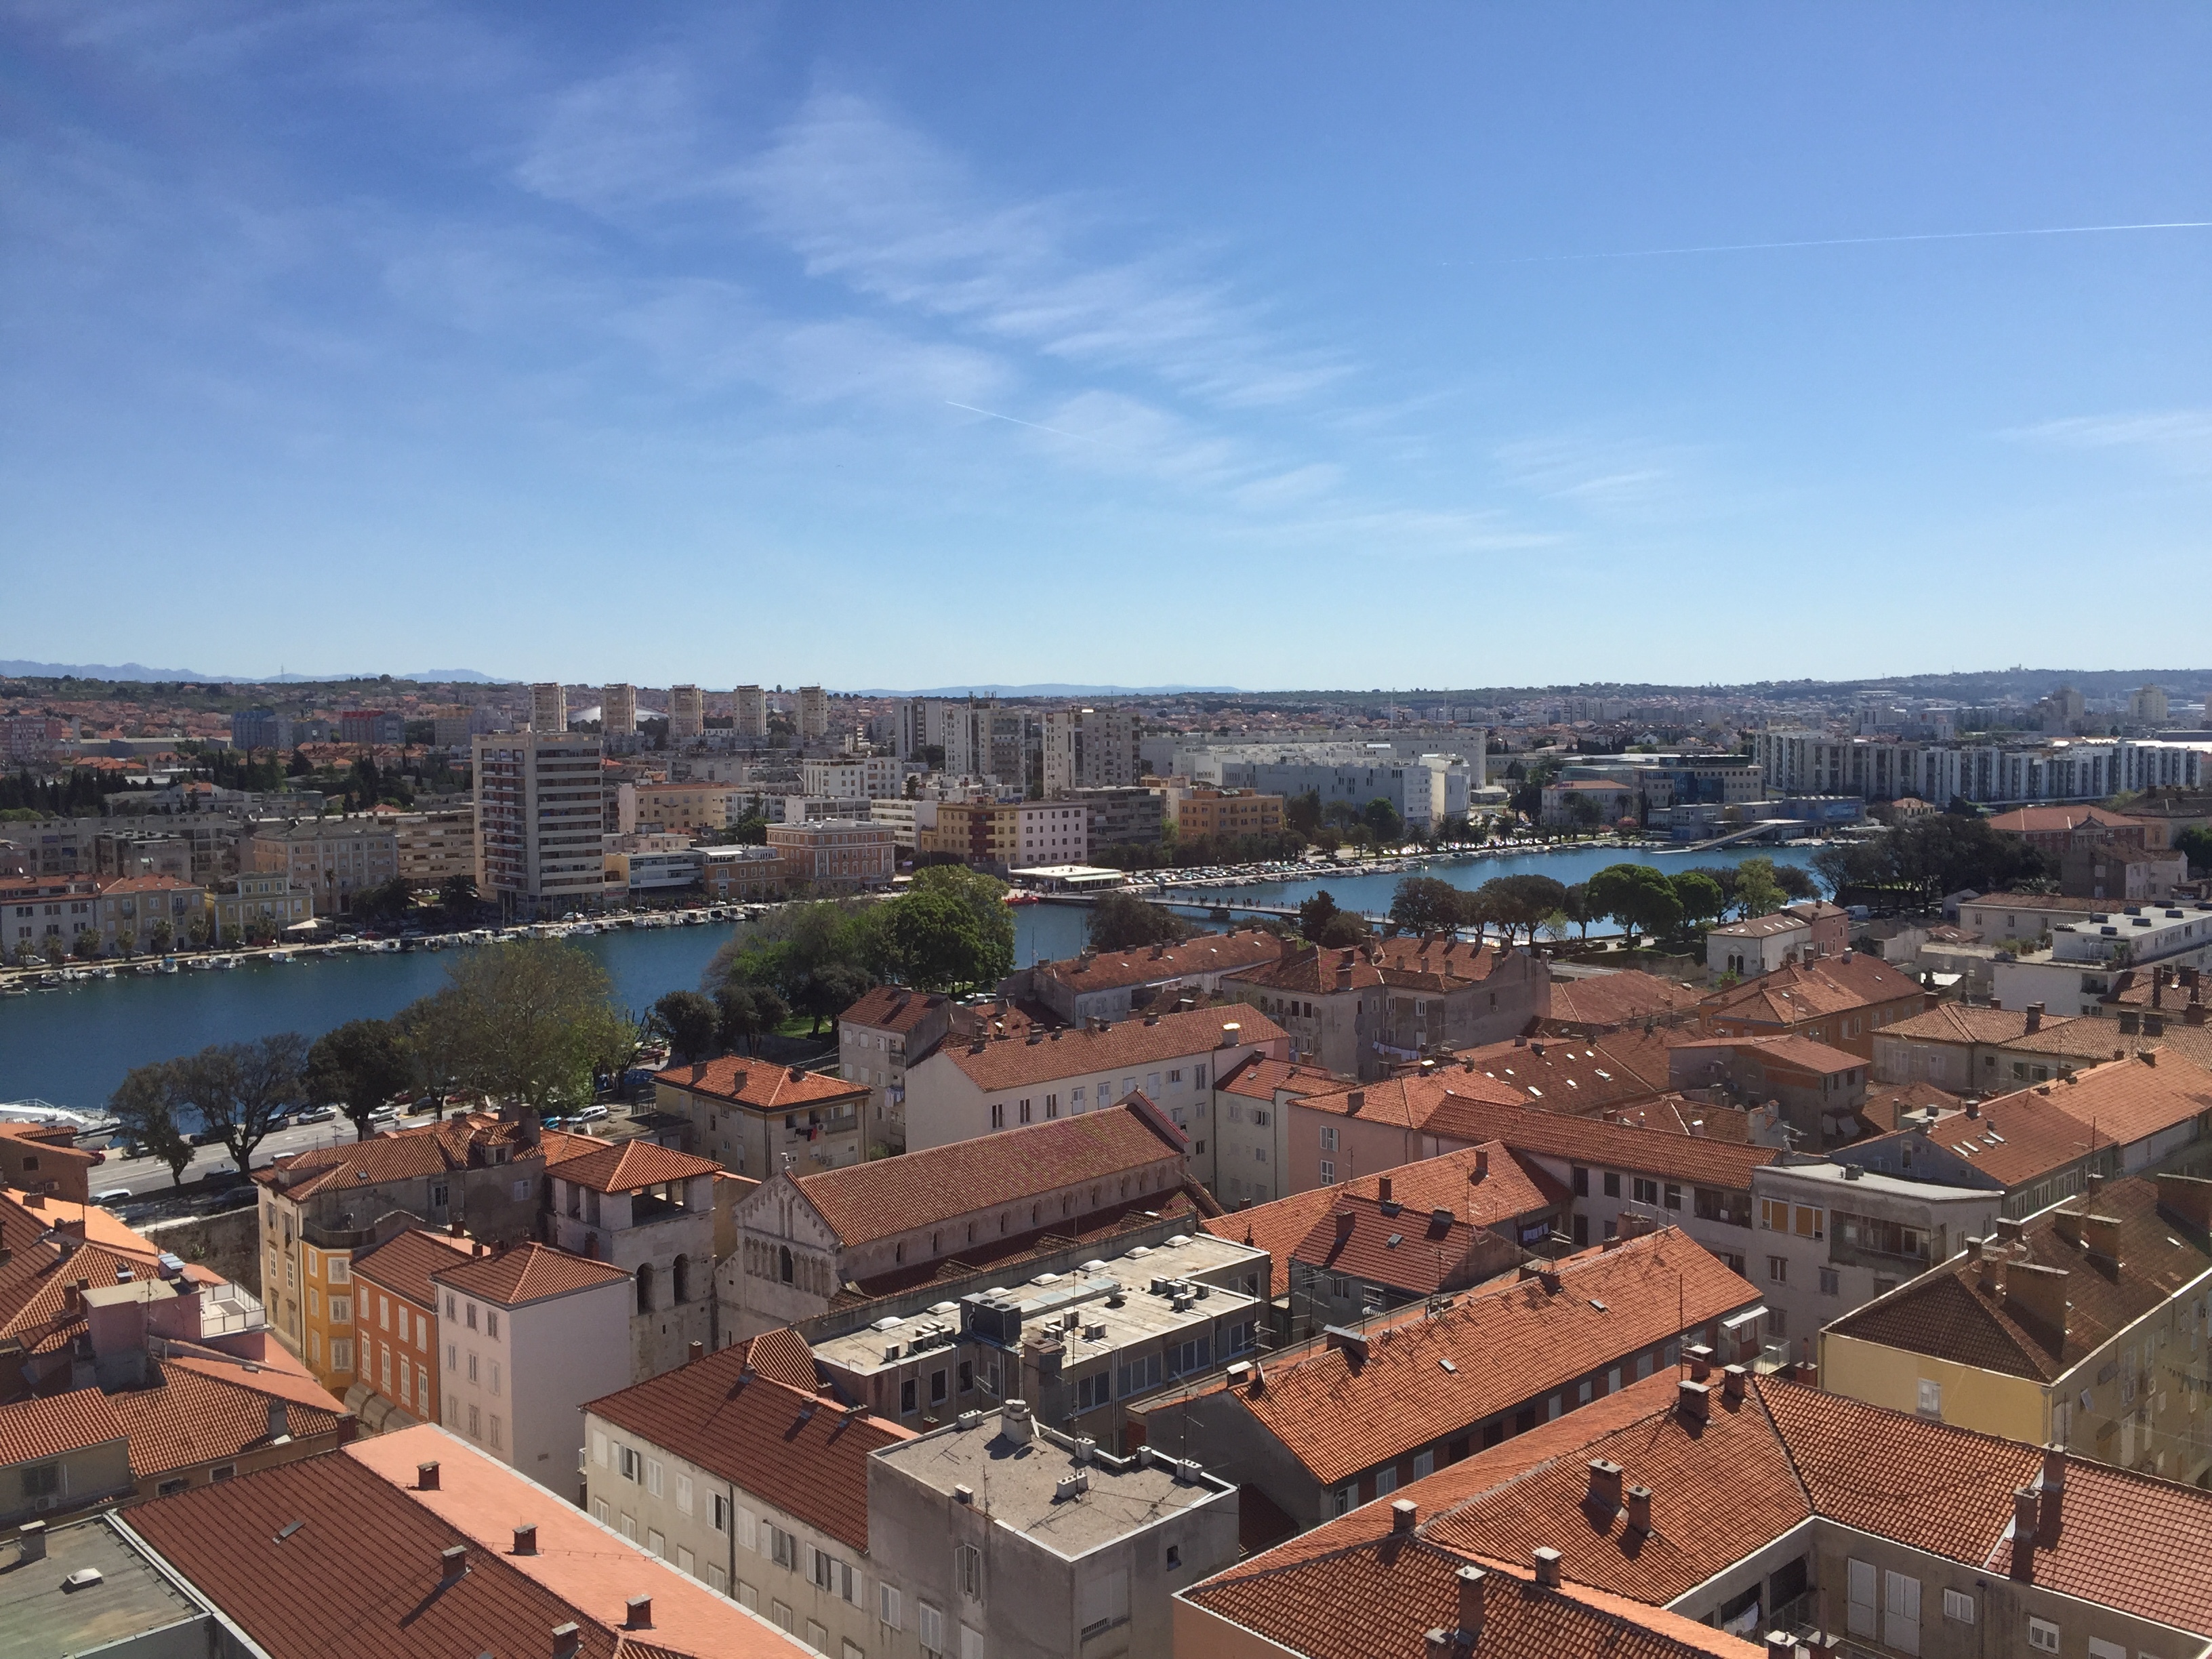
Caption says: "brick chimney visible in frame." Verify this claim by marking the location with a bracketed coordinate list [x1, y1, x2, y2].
[514, 1523, 537, 1555]
[1455, 1565, 1486, 1643]
[1624, 1485, 1652, 1534]
[1378, 1175, 1393, 1204]
[689, 1340, 704, 1363]
[2036, 1443, 2066, 1546]
[1677, 1380, 1711, 1423]
[417, 1460, 440, 1490]
[1391, 1499, 1417, 1533]
[1585, 1458, 1624, 1515]
[625, 1594, 653, 1629]
[1686, 1345, 1713, 1382]
[2119, 1009, 2141, 1036]
[2025, 1002, 2044, 1033]
[1532, 1547, 1561, 1588]
[1345, 1090, 1365, 1114]
[2003, 1261, 2070, 1341]
[1473, 1147, 1489, 1183]
[2081, 1213, 2121, 1268]
[439, 1544, 468, 1584]
[552, 1624, 582, 1659]
[1721, 1364, 1747, 1404]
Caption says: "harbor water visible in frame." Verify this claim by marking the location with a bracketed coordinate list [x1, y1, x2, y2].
[0, 842, 1821, 1114]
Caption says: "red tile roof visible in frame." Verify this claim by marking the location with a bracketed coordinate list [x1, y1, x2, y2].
[1214, 1053, 1343, 1102]
[586, 1351, 912, 1554]
[1851, 1087, 2111, 1189]
[127, 1426, 807, 1659]
[1142, 1228, 1757, 1486]
[1453, 1029, 1677, 1114]
[0, 1386, 127, 1465]
[351, 1227, 474, 1310]
[1203, 1189, 1344, 1299]
[1823, 1174, 2212, 1381]
[1038, 927, 1286, 994]
[1228, 935, 1515, 995]
[2036, 1050, 2212, 1146]
[655, 1056, 868, 1113]
[1539, 970, 1704, 1035]
[108, 1357, 349, 1478]
[1987, 806, 2142, 835]
[257, 1113, 520, 1201]
[790, 1099, 1187, 1248]
[944, 1003, 1286, 1090]
[1698, 954, 1921, 1027]
[432, 1242, 632, 1307]
[730, 1326, 817, 1394]
[838, 985, 951, 1034]
[554, 1139, 721, 1195]
[1668, 1033, 1866, 1076]
[1882, 1002, 2068, 1044]
[1182, 1534, 1765, 1659]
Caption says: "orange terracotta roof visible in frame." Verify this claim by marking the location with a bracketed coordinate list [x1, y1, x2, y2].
[109, 1357, 348, 1477]
[838, 984, 951, 1034]
[1038, 927, 1286, 994]
[1229, 935, 1513, 996]
[1986, 805, 2142, 834]
[1851, 1088, 2112, 1189]
[347, 1425, 809, 1658]
[128, 1426, 806, 1659]
[432, 1242, 632, 1306]
[2036, 1051, 2212, 1147]
[1453, 1029, 1677, 1113]
[0, 1386, 127, 1465]
[655, 1056, 868, 1113]
[1698, 954, 1921, 1027]
[1214, 1053, 1344, 1102]
[1316, 1143, 1569, 1234]
[351, 1227, 474, 1310]
[1824, 1174, 2212, 1382]
[258, 1114, 513, 1201]
[1183, 1531, 1765, 1659]
[555, 1139, 721, 1195]
[945, 1003, 1285, 1091]
[790, 1099, 1186, 1248]
[1883, 1002, 2069, 1045]
[586, 1352, 911, 1554]
[1297, 1073, 1528, 1127]
[1668, 1033, 1866, 1076]
[1285, 1153, 1564, 1298]
[1416, 1089, 1782, 1191]
[731, 1326, 818, 1394]
[1539, 970, 1704, 1035]
[1152, 1228, 1757, 1486]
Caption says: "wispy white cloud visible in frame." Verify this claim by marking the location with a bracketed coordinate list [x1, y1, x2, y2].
[2005, 410, 2212, 476]
[1492, 433, 1691, 507]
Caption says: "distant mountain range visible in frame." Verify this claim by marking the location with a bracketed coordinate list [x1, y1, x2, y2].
[855, 683, 1242, 697]
[0, 661, 509, 684]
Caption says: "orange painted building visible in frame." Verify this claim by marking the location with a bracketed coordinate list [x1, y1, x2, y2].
[348, 1226, 473, 1428]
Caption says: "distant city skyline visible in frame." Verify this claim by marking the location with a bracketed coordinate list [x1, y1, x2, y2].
[7, 7, 2209, 685]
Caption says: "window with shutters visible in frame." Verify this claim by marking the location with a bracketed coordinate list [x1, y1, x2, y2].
[1942, 1589, 1974, 1624]
[2026, 1616, 2060, 1652]
[1846, 1559, 1877, 1637]
[676, 1473, 693, 1514]
[960, 1625, 983, 1659]
[879, 1582, 901, 1631]
[1078, 1568, 1130, 1639]
[954, 1542, 982, 1599]
[769, 1525, 798, 1570]
[919, 1599, 946, 1658]
[646, 1458, 663, 1496]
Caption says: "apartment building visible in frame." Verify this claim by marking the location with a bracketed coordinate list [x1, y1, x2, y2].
[601, 682, 638, 741]
[1822, 1173, 2212, 1487]
[584, 1336, 912, 1650]
[1223, 935, 1551, 1082]
[898, 1002, 1286, 1165]
[472, 731, 607, 916]
[432, 1242, 634, 1492]
[230, 707, 291, 752]
[1757, 727, 2212, 803]
[837, 985, 958, 1151]
[337, 709, 405, 745]
[1187, 1365, 2212, 1659]
[1065, 785, 1164, 849]
[389, 807, 475, 884]
[247, 818, 398, 917]
[529, 682, 567, 733]
[1161, 785, 1285, 841]
[800, 754, 916, 801]
[347, 1225, 472, 1431]
[734, 684, 767, 739]
[206, 870, 312, 941]
[254, 1114, 552, 1394]
[796, 686, 828, 741]
[718, 1101, 1200, 1338]
[669, 684, 705, 741]
[870, 1404, 1240, 1659]
[764, 819, 895, 890]
[1042, 707, 1143, 797]
[1697, 951, 1925, 1059]
[1993, 901, 2212, 1019]
[654, 1054, 874, 1175]
[1126, 1226, 1761, 1529]
[630, 780, 743, 834]
[700, 844, 788, 899]
[546, 1139, 720, 1378]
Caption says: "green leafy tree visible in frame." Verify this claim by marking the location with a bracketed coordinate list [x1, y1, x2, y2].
[115, 927, 137, 958]
[437, 874, 480, 926]
[715, 982, 790, 1053]
[1284, 791, 1323, 840]
[148, 919, 174, 954]
[353, 876, 415, 928]
[1470, 874, 1569, 944]
[71, 927, 102, 961]
[1389, 876, 1465, 936]
[876, 887, 995, 993]
[1669, 870, 1729, 932]
[304, 1018, 415, 1141]
[649, 990, 722, 1063]
[415, 940, 633, 1112]
[173, 1033, 309, 1170]
[1559, 882, 1600, 941]
[109, 1061, 194, 1187]
[1086, 892, 1195, 953]
[1771, 863, 1820, 901]
[1361, 797, 1404, 843]
[185, 914, 211, 950]
[2177, 825, 2212, 874]
[1585, 864, 1681, 947]
[1732, 856, 1788, 919]
[903, 865, 1015, 987]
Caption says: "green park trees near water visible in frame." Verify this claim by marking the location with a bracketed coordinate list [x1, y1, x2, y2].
[1382, 855, 1833, 954]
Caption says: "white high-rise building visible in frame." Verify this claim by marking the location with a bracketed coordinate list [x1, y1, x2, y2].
[733, 684, 767, 739]
[797, 685, 829, 741]
[668, 685, 704, 742]
[1042, 707, 1143, 797]
[473, 732, 608, 916]
[528, 682, 567, 735]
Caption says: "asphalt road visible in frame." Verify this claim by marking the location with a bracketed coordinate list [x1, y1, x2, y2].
[91, 1115, 381, 1200]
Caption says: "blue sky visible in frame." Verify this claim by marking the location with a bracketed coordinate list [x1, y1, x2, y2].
[5, 4, 2208, 690]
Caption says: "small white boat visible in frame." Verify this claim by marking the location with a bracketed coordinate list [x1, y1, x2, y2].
[268, 950, 292, 964]
[211, 956, 237, 970]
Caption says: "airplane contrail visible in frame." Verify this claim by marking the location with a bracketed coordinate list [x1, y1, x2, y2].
[943, 401, 1099, 442]
[1477, 220, 2212, 264]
